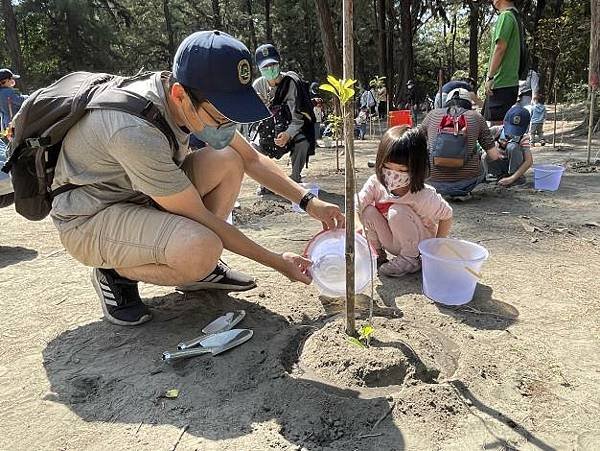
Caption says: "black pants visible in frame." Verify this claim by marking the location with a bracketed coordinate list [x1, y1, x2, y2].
[483, 86, 518, 122]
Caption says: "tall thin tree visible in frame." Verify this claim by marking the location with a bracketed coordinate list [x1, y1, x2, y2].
[2, 0, 25, 88]
[315, 0, 342, 76]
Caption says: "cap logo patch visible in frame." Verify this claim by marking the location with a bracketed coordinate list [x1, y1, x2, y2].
[261, 47, 270, 57]
[238, 59, 251, 85]
[513, 116, 521, 125]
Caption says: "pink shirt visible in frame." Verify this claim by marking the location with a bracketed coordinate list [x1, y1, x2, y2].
[358, 174, 453, 234]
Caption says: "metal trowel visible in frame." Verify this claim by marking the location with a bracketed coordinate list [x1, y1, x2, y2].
[163, 329, 253, 362]
[177, 310, 246, 350]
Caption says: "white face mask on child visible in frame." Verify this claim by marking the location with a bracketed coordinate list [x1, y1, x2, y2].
[382, 168, 411, 191]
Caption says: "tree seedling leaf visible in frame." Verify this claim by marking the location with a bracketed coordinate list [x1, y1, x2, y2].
[319, 84, 337, 95]
[348, 337, 367, 348]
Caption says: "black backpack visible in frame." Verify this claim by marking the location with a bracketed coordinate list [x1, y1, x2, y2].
[252, 73, 316, 160]
[1, 71, 178, 221]
[509, 8, 530, 80]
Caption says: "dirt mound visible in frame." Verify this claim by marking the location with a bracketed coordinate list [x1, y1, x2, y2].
[568, 159, 600, 173]
[296, 320, 442, 390]
[233, 198, 290, 225]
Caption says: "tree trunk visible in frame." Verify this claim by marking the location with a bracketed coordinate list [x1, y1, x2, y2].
[377, 0, 387, 80]
[386, 0, 395, 105]
[398, 0, 414, 103]
[315, 0, 342, 76]
[1, 0, 25, 88]
[468, 0, 479, 83]
[303, 0, 315, 80]
[450, 11, 457, 77]
[211, 0, 222, 29]
[245, 0, 257, 50]
[265, 0, 272, 42]
[163, 0, 176, 61]
[590, 0, 600, 91]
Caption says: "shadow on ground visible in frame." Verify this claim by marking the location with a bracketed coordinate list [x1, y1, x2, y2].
[43, 292, 405, 450]
[436, 283, 519, 330]
[0, 246, 38, 269]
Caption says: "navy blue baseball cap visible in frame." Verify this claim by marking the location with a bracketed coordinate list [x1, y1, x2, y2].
[173, 30, 269, 123]
[503, 104, 531, 136]
[0, 68, 20, 82]
[255, 44, 281, 69]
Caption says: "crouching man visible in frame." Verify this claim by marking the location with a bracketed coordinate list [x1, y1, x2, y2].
[51, 31, 344, 326]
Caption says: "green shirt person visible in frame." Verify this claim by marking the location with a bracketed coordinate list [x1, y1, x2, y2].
[483, 0, 522, 124]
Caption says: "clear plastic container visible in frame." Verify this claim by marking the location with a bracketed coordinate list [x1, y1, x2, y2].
[305, 229, 376, 297]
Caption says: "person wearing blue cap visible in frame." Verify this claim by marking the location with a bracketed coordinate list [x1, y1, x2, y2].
[50, 31, 344, 326]
[0, 69, 26, 132]
[252, 43, 316, 187]
[486, 104, 533, 186]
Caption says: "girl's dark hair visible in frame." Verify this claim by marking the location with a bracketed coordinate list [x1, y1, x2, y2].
[375, 125, 430, 193]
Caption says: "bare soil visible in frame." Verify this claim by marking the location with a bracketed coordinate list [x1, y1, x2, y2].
[1, 115, 600, 450]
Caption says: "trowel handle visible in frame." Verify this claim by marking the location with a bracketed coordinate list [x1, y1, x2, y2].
[162, 348, 212, 362]
[177, 335, 209, 350]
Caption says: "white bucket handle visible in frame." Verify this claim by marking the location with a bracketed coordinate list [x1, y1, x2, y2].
[439, 242, 482, 280]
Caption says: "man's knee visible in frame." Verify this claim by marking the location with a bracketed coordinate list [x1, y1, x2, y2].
[166, 223, 223, 279]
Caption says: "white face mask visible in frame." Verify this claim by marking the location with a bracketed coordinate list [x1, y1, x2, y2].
[382, 167, 410, 191]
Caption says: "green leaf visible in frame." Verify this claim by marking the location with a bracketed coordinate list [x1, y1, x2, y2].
[343, 78, 357, 89]
[319, 84, 338, 96]
[164, 388, 179, 399]
[348, 337, 367, 348]
[327, 75, 342, 91]
[359, 324, 375, 341]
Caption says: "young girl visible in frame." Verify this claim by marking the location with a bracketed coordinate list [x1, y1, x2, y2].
[358, 125, 453, 277]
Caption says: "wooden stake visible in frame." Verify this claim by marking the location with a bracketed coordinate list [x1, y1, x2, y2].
[342, 0, 356, 336]
[587, 90, 596, 164]
[552, 82, 557, 149]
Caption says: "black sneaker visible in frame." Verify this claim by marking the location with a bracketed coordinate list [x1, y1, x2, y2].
[176, 260, 257, 292]
[91, 268, 152, 326]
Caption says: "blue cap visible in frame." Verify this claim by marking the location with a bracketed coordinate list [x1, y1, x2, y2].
[0, 68, 20, 82]
[255, 44, 281, 69]
[173, 31, 269, 123]
[503, 104, 531, 136]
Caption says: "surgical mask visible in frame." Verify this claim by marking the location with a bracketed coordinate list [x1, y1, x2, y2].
[193, 122, 237, 150]
[260, 64, 280, 81]
[382, 168, 411, 191]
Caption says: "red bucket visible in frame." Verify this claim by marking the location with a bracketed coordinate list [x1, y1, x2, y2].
[388, 110, 413, 128]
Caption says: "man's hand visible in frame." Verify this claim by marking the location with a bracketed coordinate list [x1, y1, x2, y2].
[274, 132, 291, 147]
[498, 176, 515, 187]
[485, 79, 495, 96]
[306, 198, 346, 230]
[277, 252, 313, 284]
[486, 147, 504, 161]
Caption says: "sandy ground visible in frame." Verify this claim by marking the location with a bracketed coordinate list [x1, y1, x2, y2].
[1, 115, 600, 451]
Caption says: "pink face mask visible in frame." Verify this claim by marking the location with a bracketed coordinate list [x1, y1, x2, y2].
[382, 168, 410, 191]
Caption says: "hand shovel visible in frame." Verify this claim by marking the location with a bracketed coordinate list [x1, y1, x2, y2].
[177, 310, 246, 350]
[163, 329, 253, 362]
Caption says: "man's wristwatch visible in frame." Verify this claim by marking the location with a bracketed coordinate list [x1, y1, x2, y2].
[299, 191, 316, 211]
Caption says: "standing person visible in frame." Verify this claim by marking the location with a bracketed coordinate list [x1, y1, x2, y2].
[252, 43, 315, 185]
[518, 69, 540, 107]
[484, 0, 523, 125]
[358, 126, 453, 277]
[529, 94, 547, 145]
[0, 69, 26, 131]
[420, 88, 502, 200]
[313, 98, 324, 141]
[360, 84, 377, 112]
[487, 104, 533, 186]
[377, 84, 387, 119]
[46, 31, 344, 326]
[355, 106, 368, 140]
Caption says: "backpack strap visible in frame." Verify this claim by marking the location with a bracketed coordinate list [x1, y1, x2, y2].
[87, 90, 179, 153]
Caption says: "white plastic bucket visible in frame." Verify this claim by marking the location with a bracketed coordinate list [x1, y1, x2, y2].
[418, 238, 489, 306]
[305, 229, 376, 298]
[292, 183, 320, 213]
[533, 164, 565, 191]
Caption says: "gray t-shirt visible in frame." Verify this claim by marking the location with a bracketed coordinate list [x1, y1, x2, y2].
[51, 72, 191, 231]
[252, 71, 304, 138]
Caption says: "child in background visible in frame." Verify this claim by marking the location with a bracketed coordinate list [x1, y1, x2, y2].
[355, 107, 368, 140]
[529, 94, 546, 146]
[358, 125, 453, 277]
